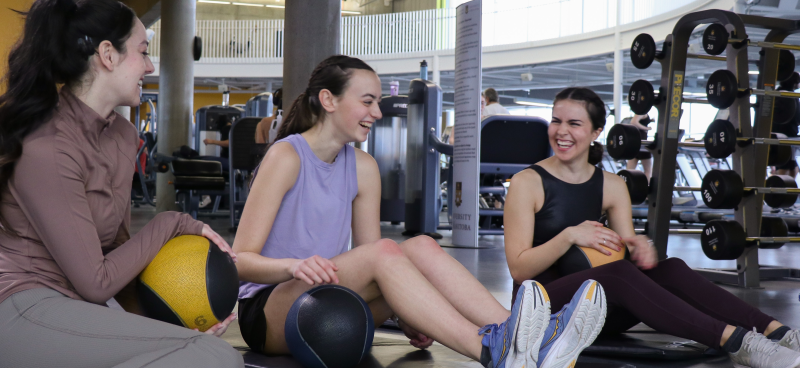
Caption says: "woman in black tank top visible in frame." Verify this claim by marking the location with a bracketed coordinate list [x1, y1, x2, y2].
[504, 87, 800, 367]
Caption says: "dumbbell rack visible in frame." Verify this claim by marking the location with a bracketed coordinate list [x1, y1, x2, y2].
[644, 10, 800, 288]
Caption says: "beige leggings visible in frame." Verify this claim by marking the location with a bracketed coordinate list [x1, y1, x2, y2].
[0, 288, 243, 368]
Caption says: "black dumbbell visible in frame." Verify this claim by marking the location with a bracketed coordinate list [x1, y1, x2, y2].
[631, 33, 727, 69]
[702, 24, 798, 82]
[699, 169, 800, 209]
[606, 124, 704, 160]
[701, 217, 790, 260]
[629, 79, 797, 125]
[707, 69, 800, 112]
[703, 119, 795, 165]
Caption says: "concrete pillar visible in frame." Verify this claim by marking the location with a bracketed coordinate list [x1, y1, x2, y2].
[283, 0, 341, 109]
[156, 0, 196, 212]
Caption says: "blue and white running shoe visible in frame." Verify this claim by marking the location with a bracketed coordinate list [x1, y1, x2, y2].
[537, 279, 607, 368]
[479, 280, 551, 368]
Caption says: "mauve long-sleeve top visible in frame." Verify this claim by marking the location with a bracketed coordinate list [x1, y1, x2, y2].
[0, 88, 203, 305]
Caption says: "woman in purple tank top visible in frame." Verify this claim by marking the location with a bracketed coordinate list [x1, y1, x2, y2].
[232, 55, 603, 368]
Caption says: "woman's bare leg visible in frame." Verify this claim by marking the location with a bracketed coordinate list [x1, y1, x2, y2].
[398, 236, 510, 327]
[261, 239, 483, 360]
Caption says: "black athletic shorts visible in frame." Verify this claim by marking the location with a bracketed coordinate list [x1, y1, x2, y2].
[238, 285, 277, 353]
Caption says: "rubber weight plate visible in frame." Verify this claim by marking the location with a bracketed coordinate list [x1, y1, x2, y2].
[778, 50, 797, 83]
[774, 97, 798, 126]
[631, 33, 657, 70]
[706, 70, 739, 109]
[701, 220, 746, 260]
[606, 124, 643, 160]
[629, 80, 656, 115]
[618, 169, 649, 205]
[704, 119, 738, 159]
[702, 23, 729, 56]
[764, 175, 799, 209]
[701, 169, 744, 209]
[760, 216, 789, 249]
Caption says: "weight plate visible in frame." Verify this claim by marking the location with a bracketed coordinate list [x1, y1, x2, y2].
[702, 23, 729, 56]
[760, 216, 789, 249]
[629, 80, 656, 115]
[618, 169, 649, 205]
[704, 119, 737, 159]
[193, 36, 203, 61]
[764, 174, 799, 209]
[768, 145, 792, 167]
[631, 33, 657, 70]
[701, 169, 744, 209]
[706, 70, 739, 109]
[777, 49, 796, 83]
[701, 220, 746, 260]
[774, 97, 798, 126]
[606, 124, 644, 160]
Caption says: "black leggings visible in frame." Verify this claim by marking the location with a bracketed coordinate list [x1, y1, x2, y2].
[516, 258, 775, 349]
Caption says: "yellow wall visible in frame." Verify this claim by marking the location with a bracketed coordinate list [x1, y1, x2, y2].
[0, 1, 33, 94]
[135, 84, 260, 127]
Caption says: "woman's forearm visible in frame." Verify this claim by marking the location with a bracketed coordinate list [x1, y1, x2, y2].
[236, 252, 297, 285]
[509, 229, 573, 284]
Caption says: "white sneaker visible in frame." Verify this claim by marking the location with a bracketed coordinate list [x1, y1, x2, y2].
[730, 328, 800, 368]
[199, 195, 212, 208]
[778, 329, 800, 352]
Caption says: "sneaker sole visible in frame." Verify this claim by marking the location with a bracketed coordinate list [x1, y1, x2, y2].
[519, 281, 550, 368]
[540, 280, 607, 368]
[504, 280, 539, 368]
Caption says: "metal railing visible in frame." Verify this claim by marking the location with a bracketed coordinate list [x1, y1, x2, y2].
[147, 0, 698, 63]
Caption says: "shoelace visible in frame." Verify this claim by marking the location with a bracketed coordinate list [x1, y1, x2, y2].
[747, 328, 783, 366]
[784, 330, 800, 347]
[478, 322, 502, 337]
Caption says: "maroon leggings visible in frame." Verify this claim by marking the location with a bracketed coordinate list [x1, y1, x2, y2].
[519, 258, 775, 348]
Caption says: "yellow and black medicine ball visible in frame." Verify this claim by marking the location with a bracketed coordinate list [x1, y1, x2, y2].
[138, 235, 238, 332]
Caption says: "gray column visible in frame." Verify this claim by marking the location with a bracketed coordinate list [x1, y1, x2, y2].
[156, 0, 196, 212]
[283, 0, 341, 109]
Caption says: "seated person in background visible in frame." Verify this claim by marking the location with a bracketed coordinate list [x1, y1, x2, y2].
[504, 86, 800, 368]
[232, 55, 608, 368]
[482, 87, 509, 118]
[624, 114, 653, 180]
[773, 72, 800, 178]
[0, 1, 240, 366]
[256, 88, 283, 145]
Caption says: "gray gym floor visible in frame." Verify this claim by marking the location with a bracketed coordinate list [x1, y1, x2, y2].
[130, 207, 800, 367]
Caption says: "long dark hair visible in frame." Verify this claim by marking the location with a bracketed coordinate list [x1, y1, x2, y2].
[0, 0, 136, 234]
[553, 87, 607, 165]
[276, 55, 375, 141]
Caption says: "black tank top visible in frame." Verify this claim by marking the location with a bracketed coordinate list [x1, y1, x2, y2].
[529, 165, 604, 285]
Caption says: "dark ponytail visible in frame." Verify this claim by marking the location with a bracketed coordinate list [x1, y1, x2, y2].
[0, 0, 135, 234]
[276, 55, 375, 141]
[553, 87, 607, 165]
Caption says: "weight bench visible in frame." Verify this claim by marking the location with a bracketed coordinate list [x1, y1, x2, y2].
[171, 158, 226, 219]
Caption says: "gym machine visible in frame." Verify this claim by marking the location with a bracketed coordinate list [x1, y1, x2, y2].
[367, 95, 410, 224]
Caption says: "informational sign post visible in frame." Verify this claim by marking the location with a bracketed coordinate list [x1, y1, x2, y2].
[452, 0, 482, 247]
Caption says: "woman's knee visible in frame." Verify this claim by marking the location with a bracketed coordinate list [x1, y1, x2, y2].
[399, 235, 443, 256]
[657, 257, 689, 271]
[370, 238, 404, 258]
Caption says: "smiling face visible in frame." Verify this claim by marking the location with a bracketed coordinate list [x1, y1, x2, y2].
[549, 99, 602, 163]
[114, 18, 154, 107]
[326, 69, 383, 142]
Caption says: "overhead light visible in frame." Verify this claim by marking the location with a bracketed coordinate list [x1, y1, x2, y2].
[514, 98, 552, 107]
[198, 0, 230, 4]
[342, 10, 361, 14]
[748, 71, 759, 75]
[232, 2, 263, 6]
[266, 4, 285, 8]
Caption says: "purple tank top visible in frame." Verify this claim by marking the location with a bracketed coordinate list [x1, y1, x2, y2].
[238, 134, 358, 299]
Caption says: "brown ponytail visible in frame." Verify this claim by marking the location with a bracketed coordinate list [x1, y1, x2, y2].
[276, 55, 375, 141]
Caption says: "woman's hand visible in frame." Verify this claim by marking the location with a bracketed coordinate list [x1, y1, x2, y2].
[398, 318, 434, 349]
[289, 255, 339, 285]
[201, 224, 237, 263]
[569, 221, 623, 255]
[196, 313, 237, 337]
[624, 235, 658, 270]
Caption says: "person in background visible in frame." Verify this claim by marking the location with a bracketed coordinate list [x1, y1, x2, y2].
[625, 114, 653, 180]
[482, 88, 509, 118]
[256, 88, 283, 145]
